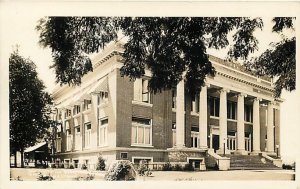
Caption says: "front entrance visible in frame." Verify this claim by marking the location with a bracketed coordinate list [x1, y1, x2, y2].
[212, 134, 219, 152]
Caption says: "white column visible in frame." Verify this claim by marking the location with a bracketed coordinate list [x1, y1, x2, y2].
[199, 85, 208, 149]
[175, 79, 185, 148]
[267, 102, 274, 153]
[219, 88, 228, 154]
[236, 93, 247, 154]
[252, 98, 261, 153]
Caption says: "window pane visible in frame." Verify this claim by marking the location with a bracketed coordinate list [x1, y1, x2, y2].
[145, 127, 150, 144]
[138, 127, 144, 143]
[132, 126, 137, 143]
[215, 98, 220, 117]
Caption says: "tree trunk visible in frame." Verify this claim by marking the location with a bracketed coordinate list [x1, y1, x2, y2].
[20, 148, 24, 168]
[14, 151, 17, 168]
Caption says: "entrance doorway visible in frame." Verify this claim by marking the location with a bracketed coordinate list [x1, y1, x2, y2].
[212, 134, 219, 152]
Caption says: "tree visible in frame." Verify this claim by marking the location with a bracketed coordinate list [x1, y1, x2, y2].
[245, 17, 295, 97]
[9, 50, 52, 167]
[37, 17, 265, 95]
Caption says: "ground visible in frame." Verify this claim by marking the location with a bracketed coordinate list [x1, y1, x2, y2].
[10, 168, 295, 181]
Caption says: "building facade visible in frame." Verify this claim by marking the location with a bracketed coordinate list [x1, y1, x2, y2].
[51, 43, 281, 170]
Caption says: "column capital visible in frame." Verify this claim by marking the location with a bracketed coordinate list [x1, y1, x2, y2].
[220, 88, 230, 93]
[268, 101, 276, 106]
[253, 97, 262, 102]
[237, 92, 247, 98]
[203, 83, 210, 88]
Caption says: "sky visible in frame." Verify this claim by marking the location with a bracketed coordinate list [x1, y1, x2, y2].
[0, 3, 299, 164]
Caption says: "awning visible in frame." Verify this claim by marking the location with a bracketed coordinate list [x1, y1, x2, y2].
[90, 77, 108, 94]
[24, 142, 47, 153]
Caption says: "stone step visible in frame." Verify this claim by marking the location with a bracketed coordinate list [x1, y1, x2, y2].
[228, 155, 280, 170]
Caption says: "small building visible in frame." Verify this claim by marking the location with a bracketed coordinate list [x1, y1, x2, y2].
[24, 142, 50, 168]
[51, 42, 281, 170]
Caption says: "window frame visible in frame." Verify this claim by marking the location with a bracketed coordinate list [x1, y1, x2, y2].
[131, 117, 152, 147]
[98, 117, 108, 147]
[84, 122, 92, 149]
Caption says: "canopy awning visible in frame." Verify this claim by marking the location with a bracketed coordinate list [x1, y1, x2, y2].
[24, 142, 47, 153]
[90, 77, 108, 94]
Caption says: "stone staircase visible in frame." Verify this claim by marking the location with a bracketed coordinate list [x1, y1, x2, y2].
[227, 155, 281, 170]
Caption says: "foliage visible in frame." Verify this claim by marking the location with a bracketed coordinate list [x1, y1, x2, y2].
[183, 163, 195, 171]
[245, 17, 295, 97]
[137, 160, 152, 176]
[74, 174, 95, 181]
[37, 172, 54, 181]
[162, 162, 173, 171]
[37, 17, 266, 95]
[69, 164, 74, 169]
[104, 160, 136, 181]
[173, 164, 183, 171]
[96, 154, 106, 171]
[9, 50, 53, 167]
[50, 163, 56, 168]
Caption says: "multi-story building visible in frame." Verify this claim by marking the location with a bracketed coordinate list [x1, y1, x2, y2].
[51, 42, 281, 170]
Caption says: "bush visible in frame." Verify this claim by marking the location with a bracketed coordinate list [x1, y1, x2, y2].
[50, 163, 56, 168]
[60, 163, 64, 168]
[81, 164, 87, 170]
[37, 172, 54, 181]
[74, 174, 95, 181]
[282, 164, 293, 170]
[183, 163, 194, 171]
[162, 162, 172, 171]
[69, 164, 74, 169]
[96, 154, 106, 171]
[173, 164, 183, 171]
[137, 160, 152, 176]
[104, 160, 136, 181]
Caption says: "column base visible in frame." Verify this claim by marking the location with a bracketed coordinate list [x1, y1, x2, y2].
[234, 149, 248, 155]
[250, 150, 261, 155]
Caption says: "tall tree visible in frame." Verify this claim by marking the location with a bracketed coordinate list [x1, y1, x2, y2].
[245, 17, 295, 97]
[37, 17, 264, 95]
[9, 50, 52, 167]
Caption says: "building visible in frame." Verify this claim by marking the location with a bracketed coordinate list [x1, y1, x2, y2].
[51, 42, 282, 170]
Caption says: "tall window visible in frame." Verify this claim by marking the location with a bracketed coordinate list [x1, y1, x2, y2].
[191, 126, 199, 148]
[244, 105, 253, 122]
[84, 100, 92, 110]
[191, 94, 199, 113]
[99, 118, 108, 146]
[65, 109, 71, 118]
[73, 105, 81, 115]
[97, 92, 108, 105]
[74, 126, 81, 150]
[209, 96, 220, 117]
[56, 130, 62, 152]
[172, 123, 176, 146]
[84, 123, 91, 148]
[66, 129, 72, 151]
[227, 101, 237, 120]
[133, 78, 150, 103]
[172, 89, 176, 109]
[131, 117, 152, 145]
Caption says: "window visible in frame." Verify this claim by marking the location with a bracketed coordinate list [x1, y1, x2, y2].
[227, 101, 237, 120]
[66, 129, 72, 151]
[98, 118, 108, 146]
[191, 94, 199, 113]
[84, 123, 91, 148]
[120, 152, 128, 159]
[172, 123, 176, 146]
[244, 105, 253, 122]
[98, 92, 108, 105]
[65, 109, 71, 118]
[209, 96, 220, 117]
[56, 134, 62, 152]
[172, 89, 176, 109]
[133, 78, 151, 103]
[84, 100, 92, 110]
[73, 105, 81, 115]
[58, 111, 62, 120]
[131, 117, 152, 145]
[191, 126, 199, 148]
[74, 126, 81, 150]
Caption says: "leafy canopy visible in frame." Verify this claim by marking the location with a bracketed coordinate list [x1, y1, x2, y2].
[37, 17, 264, 95]
[9, 50, 52, 155]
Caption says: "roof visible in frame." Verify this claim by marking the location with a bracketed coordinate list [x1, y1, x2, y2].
[24, 142, 47, 153]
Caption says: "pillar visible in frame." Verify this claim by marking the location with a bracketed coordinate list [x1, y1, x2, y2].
[252, 98, 261, 154]
[175, 79, 185, 148]
[199, 84, 208, 149]
[236, 93, 247, 155]
[218, 88, 229, 154]
[267, 102, 275, 153]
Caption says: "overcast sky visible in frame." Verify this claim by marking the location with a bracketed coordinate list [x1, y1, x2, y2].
[0, 3, 299, 163]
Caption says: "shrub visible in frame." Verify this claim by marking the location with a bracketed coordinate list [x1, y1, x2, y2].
[69, 164, 74, 169]
[183, 163, 194, 171]
[96, 154, 106, 171]
[60, 163, 64, 168]
[50, 163, 56, 168]
[37, 172, 54, 181]
[173, 164, 183, 171]
[81, 164, 87, 170]
[162, 162, 172, 171]
[104, 160, 136, 181]
[74, 174, 95, 181]
[137, 160, 152, 176]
